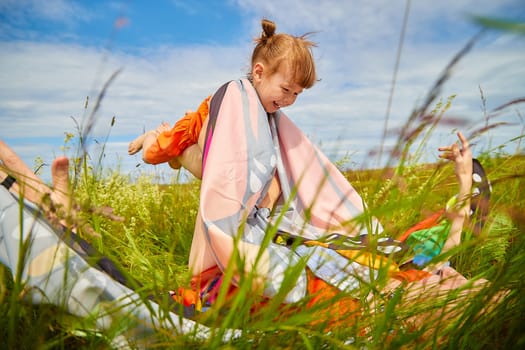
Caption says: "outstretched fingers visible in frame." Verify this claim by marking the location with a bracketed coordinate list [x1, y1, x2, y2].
[438, 132, 471, 161]
[457, 131, 469, 148]
[456, 131, 472, 160]
[437, 131, 473, 187]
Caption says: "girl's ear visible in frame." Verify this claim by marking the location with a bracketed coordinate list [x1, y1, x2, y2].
[252, 62, 265, 83]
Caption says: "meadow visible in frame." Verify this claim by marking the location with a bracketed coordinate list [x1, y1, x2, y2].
[1, 124, 524, 349]
[1, 17, 525, 350]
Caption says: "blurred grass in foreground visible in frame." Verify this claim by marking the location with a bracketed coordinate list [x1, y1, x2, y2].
[1, 148, 524, 349]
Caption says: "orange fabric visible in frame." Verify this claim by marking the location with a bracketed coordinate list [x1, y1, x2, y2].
[189, 264, 222, 291]
[397, 209, 445, 242]
[178, 267, 430, 331]
[173, 287, 199, 307]
[391, 269, 432, 282]
[304, 269, 431, 329]
[305, 271, 361, 328]
[144, 96, 211, 164]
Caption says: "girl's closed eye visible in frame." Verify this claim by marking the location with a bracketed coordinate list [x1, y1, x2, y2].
[282, 87, 299, 96]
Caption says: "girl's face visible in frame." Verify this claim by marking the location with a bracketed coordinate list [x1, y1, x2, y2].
[251, 62, 304, 113]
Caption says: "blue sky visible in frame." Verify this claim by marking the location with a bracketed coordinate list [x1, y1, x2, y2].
[1, 0, 524, 182]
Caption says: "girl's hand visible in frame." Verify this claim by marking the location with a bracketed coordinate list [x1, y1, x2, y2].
[438, 131, 472, 184]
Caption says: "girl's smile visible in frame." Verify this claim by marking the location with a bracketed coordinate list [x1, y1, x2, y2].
[251, 62, 303, 113]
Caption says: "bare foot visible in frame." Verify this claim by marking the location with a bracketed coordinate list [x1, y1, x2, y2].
[128, 133, 146, 155]
[129, 122, 172, 155]
[50, 157, 71, 211]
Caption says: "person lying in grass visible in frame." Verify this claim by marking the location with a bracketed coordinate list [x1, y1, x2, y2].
[0, 139, 244, 346]
[0, 128, 490, 329]
[0, 129, 493, 343]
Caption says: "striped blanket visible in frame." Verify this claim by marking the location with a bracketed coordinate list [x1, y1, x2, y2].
[189, 79, 393, 303]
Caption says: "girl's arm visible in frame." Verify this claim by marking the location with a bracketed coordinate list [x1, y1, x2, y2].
[439, 132, 473, 253]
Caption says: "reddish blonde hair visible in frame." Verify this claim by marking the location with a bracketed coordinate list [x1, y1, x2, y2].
[250, 19, 317, 89]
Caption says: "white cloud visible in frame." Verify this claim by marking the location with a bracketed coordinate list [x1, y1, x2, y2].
[0, 0, 95, 25]
[0, 0, 524, 183]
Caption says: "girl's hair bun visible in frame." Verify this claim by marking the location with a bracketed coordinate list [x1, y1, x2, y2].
[260, 18, 276, 42]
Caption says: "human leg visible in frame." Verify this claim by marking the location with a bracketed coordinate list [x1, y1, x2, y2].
[177, 144, 203, 179]
[0, 140, 240, 345]
[173, 114, 210, 179]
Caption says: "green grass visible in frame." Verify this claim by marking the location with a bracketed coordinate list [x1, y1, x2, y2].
[2, 149, 523, 349]
[2, 88, 525, 349]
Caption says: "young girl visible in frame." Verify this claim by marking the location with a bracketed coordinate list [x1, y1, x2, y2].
[128, 18, 316, 181]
